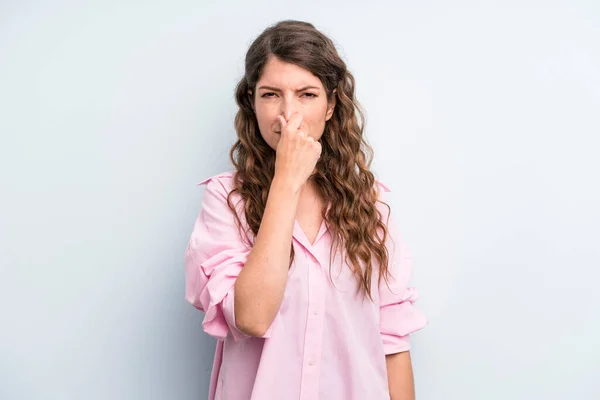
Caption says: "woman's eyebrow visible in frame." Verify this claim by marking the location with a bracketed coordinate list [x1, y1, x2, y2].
[257, 85, 320, 92]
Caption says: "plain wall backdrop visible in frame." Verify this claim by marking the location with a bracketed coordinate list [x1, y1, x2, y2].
[1, 0, 599, 399]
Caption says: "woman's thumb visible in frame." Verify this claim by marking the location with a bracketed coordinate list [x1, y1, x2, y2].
[277, 115, 287, 130]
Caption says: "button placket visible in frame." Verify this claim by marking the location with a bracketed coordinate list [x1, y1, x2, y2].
[299, 251, 326, 400]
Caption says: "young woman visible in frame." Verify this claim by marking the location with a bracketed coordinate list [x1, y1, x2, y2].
[185, 20, 427, 400]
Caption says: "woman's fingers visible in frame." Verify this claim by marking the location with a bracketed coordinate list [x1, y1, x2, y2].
[273, 112, 321, 189]
[276, 115, 287, 132]
[286, 113, 303, 132]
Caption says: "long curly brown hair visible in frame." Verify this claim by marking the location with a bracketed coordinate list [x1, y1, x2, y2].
[226, 20, 392, 301]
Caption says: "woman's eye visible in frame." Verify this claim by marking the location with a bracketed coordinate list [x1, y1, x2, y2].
[260, 92, 317, 98]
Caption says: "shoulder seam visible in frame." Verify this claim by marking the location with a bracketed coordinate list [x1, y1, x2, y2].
[196, 170, 236, 186]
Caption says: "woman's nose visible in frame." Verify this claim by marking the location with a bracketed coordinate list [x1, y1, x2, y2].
[280, 97, 298, 121]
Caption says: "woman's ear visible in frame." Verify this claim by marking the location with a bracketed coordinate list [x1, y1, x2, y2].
[326, 88, 337, 121]
[248, 89, 255, 112]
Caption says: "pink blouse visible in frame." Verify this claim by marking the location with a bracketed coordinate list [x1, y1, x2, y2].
[184, 170, 427, 400]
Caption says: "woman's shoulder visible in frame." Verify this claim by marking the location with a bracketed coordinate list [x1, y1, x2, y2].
[374, 178, 391, 194]
[197, 171, 391, 199]
[196, 170, 237, 194]
[373, 177, 394, 222]
[374, 177, 392, 205]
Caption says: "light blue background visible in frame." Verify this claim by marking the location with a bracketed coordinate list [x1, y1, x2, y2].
[1, 1, 599, 399]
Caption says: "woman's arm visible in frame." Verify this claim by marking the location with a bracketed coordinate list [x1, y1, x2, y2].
[234, 178, 300, 337]
[386, 351, 416, 400]
[234, 112, 321, 337]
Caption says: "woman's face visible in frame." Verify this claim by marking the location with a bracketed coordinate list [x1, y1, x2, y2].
[251, 56, 335, 151]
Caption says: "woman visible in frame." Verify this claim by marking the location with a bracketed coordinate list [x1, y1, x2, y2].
[185, 20, 427, 400]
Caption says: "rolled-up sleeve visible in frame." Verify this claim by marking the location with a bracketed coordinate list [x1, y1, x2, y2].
[377, 184, 428, 354]
[184, 175, 274, 341]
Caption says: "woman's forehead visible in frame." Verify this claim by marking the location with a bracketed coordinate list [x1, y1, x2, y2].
[257, 58, 323, 88]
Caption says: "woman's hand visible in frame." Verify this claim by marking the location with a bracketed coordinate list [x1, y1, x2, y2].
[274, 112, 322, 192]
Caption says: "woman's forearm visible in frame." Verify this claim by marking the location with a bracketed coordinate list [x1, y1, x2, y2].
[386, 351, 416, 400]
[233, 177, 301, 336]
